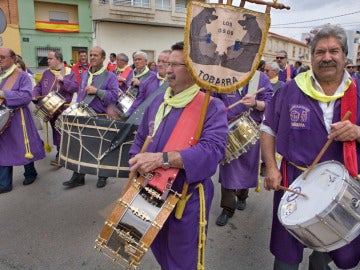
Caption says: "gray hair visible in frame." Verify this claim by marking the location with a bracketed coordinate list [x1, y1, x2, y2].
[266, 61, 280, 73]
[133, 51, 148, 60]
[311, 24, 348, 57]
[276, 50, 288, 58]
[117, 53, 129, 63]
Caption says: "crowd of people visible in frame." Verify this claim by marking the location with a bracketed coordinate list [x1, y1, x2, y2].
[0, 23, 359, 270]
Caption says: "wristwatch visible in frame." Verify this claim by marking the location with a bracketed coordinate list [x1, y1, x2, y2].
[162, 152, 170, 170]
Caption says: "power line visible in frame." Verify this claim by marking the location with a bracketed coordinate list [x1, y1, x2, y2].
[272, 10, 360, 26]
[271, 21, 360, 29]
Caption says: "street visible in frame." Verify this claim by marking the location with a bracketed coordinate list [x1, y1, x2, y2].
[0, 129, 352, 270]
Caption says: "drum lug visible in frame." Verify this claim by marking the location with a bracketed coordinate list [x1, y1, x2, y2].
[351, 198, 360, 210]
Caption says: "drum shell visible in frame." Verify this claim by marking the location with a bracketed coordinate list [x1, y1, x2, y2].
[222, 112, 259, 164]
[95, 181, 178, 268]
[59, 115, 137, 178]
[34, 92, 66, 122]
[278, 161, 360, 252]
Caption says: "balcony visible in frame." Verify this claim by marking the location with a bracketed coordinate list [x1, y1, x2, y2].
[93, 0, 191, 27]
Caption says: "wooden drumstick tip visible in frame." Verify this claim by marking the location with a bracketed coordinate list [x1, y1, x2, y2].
[278, 185, 308, 199]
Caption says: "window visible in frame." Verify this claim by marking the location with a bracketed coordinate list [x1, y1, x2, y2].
[49, 11, 69, 23]
[175, 0, 187, 12]
[113, 0, 150, 7]
[156, 0, 171, 10]
[37, 47, 61, 67]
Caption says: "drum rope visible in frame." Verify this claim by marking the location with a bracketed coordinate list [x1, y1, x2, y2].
[44, 122, 52, 153]
[20, 107, 34, 159]
[196, 183, 206, 270]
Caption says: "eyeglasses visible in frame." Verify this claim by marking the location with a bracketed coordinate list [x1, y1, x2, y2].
[264, 69, 271, 72]
[276, 56, 285, 60]
[346, 66, 354, 69]
[165, 62, 186, 68]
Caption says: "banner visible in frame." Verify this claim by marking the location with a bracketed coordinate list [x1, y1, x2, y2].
[184, 2, 270, 93]
[35, 20, 79, 33]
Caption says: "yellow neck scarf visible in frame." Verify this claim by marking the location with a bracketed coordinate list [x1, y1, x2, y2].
[152, 84, 200, 137]
[49, 66, 72, 77]
[270, 76, 279, 84]
[0, 64, 17, 84]
[87, 66, 106, 86]
[157, 72, 166, 85]
[115, 65, 129, 72]
[295, 70, 351, 102]
[133, 66, 149, 78]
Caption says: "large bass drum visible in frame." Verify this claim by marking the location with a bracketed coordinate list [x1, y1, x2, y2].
[278, 161, 360, 252]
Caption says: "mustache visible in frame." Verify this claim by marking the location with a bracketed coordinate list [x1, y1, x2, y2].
[318, 61, 337, 68]
[166, 74, 175, 80]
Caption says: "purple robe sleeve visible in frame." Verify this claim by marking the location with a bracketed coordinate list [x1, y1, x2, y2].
[58, 71, 78, 103]
[3, 72, 32, 107]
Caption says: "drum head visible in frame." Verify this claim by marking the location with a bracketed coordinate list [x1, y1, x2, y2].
[278, 161, 347, 226]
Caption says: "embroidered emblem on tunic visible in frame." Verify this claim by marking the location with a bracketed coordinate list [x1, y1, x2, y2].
[289, 104, 310, 130]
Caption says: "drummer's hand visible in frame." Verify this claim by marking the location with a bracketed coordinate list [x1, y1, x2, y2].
[241, 94, 256, 108]
[329, 120, 360, 142]
[131, 78, 140, 86]
[129, 152, 162, 175]
[117, 75, 126, 82]
[264, 165, 282, 191]
[56, 74, 64, 82]
[85, 85, 97, 95]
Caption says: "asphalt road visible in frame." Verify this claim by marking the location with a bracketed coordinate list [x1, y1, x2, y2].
[0, 129, 355, 270]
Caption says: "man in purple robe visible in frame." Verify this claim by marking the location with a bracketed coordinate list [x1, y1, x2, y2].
[33, 50, 78, 166]
[261, 24, 360, 270]
[63, 46, 118, 189]
[113, 53, 133, 93]
[128, 42, 228, 270]
[215, 70, 273, 226]
[276, 50, 297, 83]
[125, 51, 159, 115]
[0, 47, 45, 192]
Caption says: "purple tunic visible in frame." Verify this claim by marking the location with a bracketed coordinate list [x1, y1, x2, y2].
[217, 73, 273, 189]
[278, 64, 296, 83]
[127, 71, 159, 115]
[129, 91, 228, 270]
[77, 70, 118, 114]
[263, 78, 360, 268]
[33, 69, 78, 146]
[0, 72, 45, 166]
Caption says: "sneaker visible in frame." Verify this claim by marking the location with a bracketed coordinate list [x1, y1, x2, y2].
[216, 212, 230, 226]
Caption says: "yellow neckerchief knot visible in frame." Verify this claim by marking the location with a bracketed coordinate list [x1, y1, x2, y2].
[49, 66, 72, 76]
[0, 64, 17, 84]
[115, 65, 129, 72]
[87, 66, 106, 86]
[295, 70, 352, 102]
[157, 72, 166, 85]
[133, 66, 149, 78]
[270, 76, 279, 84]
[152, 84, 200, 137]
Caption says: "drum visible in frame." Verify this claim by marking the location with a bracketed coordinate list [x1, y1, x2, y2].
[278, 161, 360, 252]
[55, 103, 97, 132]
[0, 104, 14, 135]
[222, 112, 259, 164]
[59, 115, 137, 178]
[34, 92, 66, 122]
[95, 177, 179, 269]
[117, 91, 136, 114]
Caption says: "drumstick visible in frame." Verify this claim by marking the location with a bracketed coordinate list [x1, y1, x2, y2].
[303, 111, 351, 180]
[226, 87, 265, 110]
[278, 185, 308, 199]
[120, 135, 152, 196]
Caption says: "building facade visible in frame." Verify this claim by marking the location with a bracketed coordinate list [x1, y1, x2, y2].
[0, 0, 21, 54]
[18, 0, 92, 70]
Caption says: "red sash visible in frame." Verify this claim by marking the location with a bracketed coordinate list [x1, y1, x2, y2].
[144, 91, 208, 200]
[118, 66, 132, 87]
[341, 79, 358, 177]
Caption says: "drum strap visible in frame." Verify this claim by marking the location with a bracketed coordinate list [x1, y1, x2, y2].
[143, 91, 207, 199]
[0, 68, 21, 103]
[117, 66, 132, 87]
[82, 70, 109, 106]
[341, 79, 358, 177]
[286, 64, 291, 82]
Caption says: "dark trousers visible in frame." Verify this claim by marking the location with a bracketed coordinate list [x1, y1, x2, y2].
[0, 162, 37, 190]
[220, 186, 249, 216]
[274, 251, 332, 270]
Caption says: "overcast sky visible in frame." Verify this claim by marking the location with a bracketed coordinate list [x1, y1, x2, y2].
[210, 0, 360, 41]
